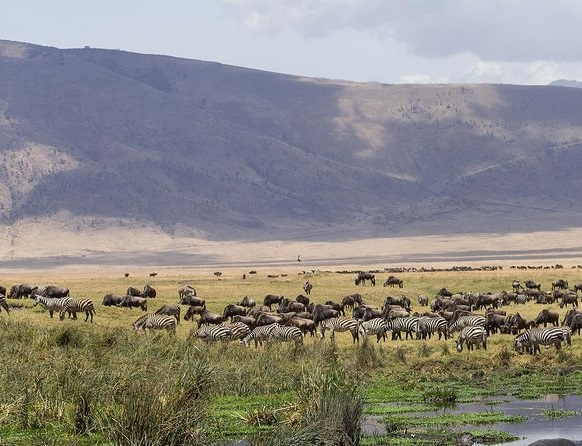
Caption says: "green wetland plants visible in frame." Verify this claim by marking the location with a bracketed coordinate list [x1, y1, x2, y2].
[1, 267, 582, 444]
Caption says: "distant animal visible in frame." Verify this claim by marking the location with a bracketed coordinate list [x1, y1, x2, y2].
[355, 272, 375, 286]
[383, 276, 404, 288]
[511, 280, 523, 292]
[237, 296, 256, 308]
[302, 281, 313, 295]
[214, 271, 222, 278]
[149, 272, 157, 277]
[418, 295, 429, 306]
[124, 273, 130, 278]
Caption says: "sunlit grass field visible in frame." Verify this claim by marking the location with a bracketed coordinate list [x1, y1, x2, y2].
[2, 265, 582, 445]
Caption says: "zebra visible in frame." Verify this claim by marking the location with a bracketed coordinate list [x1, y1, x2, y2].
[241, 323, 279, 348]
[59, 299, 96, 322]
[34, 295, 72, 319]
[358, 318, 388, 342]
[133, 314, 176, 335]
[514, 327, 565, 354]
[319, 318, 359, 343]
[448, 315, 487, 336]
[456, 326, 487, 352]
[385, 316, 419, 341]
[191, 324, 232, 343]
[558, 326, 572, 347]
[417, 316, 449, 340]
[227, 322, 251, 341]
[271, 324, 303, 346]
[154, 304, 181, 324]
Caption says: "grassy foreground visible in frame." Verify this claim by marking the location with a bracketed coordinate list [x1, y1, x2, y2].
[1, 266, 582, 445]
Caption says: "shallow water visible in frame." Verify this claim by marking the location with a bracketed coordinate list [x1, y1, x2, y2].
[365, 394, 582, 445]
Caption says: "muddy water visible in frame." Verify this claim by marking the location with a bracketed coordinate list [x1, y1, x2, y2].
[364, 394, 582, 445]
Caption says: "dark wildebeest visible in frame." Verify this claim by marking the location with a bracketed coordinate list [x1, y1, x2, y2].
[143, 284, 156, 298]
[198, 309, 224, 328]
[418, 295, 429, 306]
[296, 294, 310, 307]
[341, 293, 364, 311]
[551, 279, 568, 291]
[383, 276, 404, 288]
[179, 294, 206, 308]
[9, 284, 38, 299]
[303, 281, 313, 295]
[263, 294, 284, 310]
[155, 304, 180, 324]
[127, 287, 145, 297]
[0, 286, 5, 297]
[534, 309, 559, 327]
[286, 317, 316, 336]
[324, 300, 345, 316]
[238, 296, 256, 308]
[183, 305, 206, 321]
[311, 304, 339, 325]
[255, 312, 282, 326]
[511, 280, 523, 292]
[355, 272, 375, 286]
[223, 304, 247, 321]
[559, 292, 579, 309]
[524, 280, 542, 291]
[42, 285, 70, 299]
[569, 314, 582, 335]
[231, 315, 257, 329]
[117, 295, 148, 311]
[102, 293, 125, 306]
[383, 295, 411, 311]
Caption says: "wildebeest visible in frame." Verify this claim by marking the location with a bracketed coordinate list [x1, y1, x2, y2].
[418, 295, 429, 306]
[179, 294, 206, 308]
[296, 294, 310, 307]
[117, 295, 148, 311]
[285, 317, 316, 336]
[9, 284, 38, 299]
[302, 281, 313, 295]
[511, 280, 523, 292]
[263, 294, 284, 310]
[223, 304, 247, 321]
[551, 279, 568, 291]
[534, 309, 559, 327]
[341, 293, 364, 311]
[0, 286, 5, 298]
[311, 304, 339, 325]
[102, 293, 125, 306]
[183, 305, 206, 321]
[524, 280, 542, 291]
[559, 292, 579, 309]
[383, 276, 403, 288]
[198, 309, 224, 328]
[154, 304, 180, 324]
[383, 295, 411, 310]
[143, 284, 156, 298]
[256, 312, 282, 326]
[126, 287, 145, 298]
[355, 272, 375, 286]
[238, 296, 256, 308]
[231, 315, 257, 329]
[178, 285, 197, 298]
[41, 285, 70, 299]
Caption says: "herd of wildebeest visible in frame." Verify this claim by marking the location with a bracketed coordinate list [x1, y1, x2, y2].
[1, 271, 582, 354]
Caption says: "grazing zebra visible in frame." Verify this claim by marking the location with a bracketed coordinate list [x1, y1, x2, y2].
[241, 323, 279, 348]
[133, 314, 176, 335]
[59, 299, 96, 322]
[558, 326, 573, 347]
[191, 324, 232, 343]
[154, 304, 181, 324]
[417, 316, 449, 340]
[385, 316, 419, 341]
[271, 325, 303, 346]
[319, 318, 359, 343]
[34, 295, 72, 319]
[358, 318, 388, 342]
[456, 326, 487, 352]
[514, 327, 565, 354]
[448, 315, 487, 335]
[227, 322, 251, 341]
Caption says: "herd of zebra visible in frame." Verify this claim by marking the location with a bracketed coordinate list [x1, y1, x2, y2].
[3, 276, 582, 355]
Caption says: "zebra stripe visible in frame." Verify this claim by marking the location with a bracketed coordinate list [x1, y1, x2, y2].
[133, 314, 176, 334]
[59, 299, 96, 322]
[319, 318, 359, 343]
[192, 324, 232, 343]
[358, 318, 388, 342]
[456, 326, 487, 352]
[228, 322, 251, 340]
[417, 316, 449, 340]
[559, 326, 572, 346]
[448, 315, 487, 335]
[155, 304, 181, 324]
[271, 325, 303, 346]
[34, 295, 72, 319]
[385, 316, 419, 341]
[514, 327, 564, 354]
[242, 323, 279, 348]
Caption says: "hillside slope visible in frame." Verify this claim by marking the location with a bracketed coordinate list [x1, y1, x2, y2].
[1, 39, 582, 247]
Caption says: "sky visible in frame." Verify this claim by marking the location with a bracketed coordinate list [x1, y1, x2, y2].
[1, 0, 582, 85]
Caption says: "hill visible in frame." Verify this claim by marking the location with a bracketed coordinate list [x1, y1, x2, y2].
[1, 39, 582, 267]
